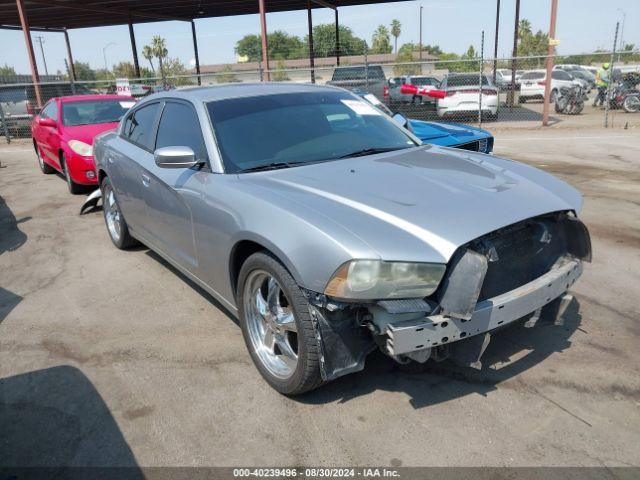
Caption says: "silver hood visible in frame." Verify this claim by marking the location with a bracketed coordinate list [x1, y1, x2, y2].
[241, 145, 583, 264]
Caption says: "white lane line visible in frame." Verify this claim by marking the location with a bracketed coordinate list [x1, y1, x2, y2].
[498, 135, 638, 141]
[0, 149, 32, 153]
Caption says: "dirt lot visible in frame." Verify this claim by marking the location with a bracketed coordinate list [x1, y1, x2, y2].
[1, 128, 639, 469]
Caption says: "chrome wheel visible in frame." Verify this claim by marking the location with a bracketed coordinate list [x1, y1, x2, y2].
[105, 188, 122, 242]
[243, 270, 298, 379]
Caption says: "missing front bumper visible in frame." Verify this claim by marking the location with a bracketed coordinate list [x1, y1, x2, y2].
[385, 258, 583, 356]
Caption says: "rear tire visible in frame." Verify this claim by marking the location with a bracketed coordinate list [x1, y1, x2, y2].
[237, 252, 324, 395]
[101, 176, 138, 249]
[61, 153, 83, 194]
[35, 144, 55, 174]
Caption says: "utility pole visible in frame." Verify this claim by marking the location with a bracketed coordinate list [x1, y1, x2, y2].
[542, 0, 558, 126]
[34, 35, 48, 76]
[509, 0, 521, 106]
[493, 0, 501, 84]
[617, 9, 626, 62]
[419, 5, 423, 60]
[605, 22, 620, 128]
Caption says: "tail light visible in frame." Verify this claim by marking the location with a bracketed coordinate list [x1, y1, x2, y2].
[26, 100, 35, 115]
[537, 81, 547, 86]
[484, 89, 498, 96]
[383, 85, 389, 98]
[445, 90, 457, 97]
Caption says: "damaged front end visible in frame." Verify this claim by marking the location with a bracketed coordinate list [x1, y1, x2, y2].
[304, 211, 591, 381]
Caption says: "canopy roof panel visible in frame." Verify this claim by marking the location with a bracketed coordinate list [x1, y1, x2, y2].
[0, 0, 403, 30]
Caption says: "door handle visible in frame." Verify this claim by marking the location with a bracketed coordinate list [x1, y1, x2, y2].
[107, 156, 114, 164]
[141, 174, 151, 187]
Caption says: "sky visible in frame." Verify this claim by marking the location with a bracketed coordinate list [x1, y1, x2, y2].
[0, 0, 638, 75]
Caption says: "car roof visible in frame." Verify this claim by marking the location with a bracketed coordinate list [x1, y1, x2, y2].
[137, 82, 345, 104]
[58, 94, 134, 102]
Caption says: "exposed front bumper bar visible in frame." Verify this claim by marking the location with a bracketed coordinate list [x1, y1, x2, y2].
[386, 258, 583, 356]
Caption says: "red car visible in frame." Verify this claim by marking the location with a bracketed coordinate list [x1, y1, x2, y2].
[32, 94, 135, 193]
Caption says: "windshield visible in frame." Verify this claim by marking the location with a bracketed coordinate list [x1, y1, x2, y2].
[332, 67, 384, 81]
[445, 75, 491, 87]
[62, 100, 134, 126]
[521, 71, 545, 80]
[411, 77, 439, 87]
[207, 91, 416, 173]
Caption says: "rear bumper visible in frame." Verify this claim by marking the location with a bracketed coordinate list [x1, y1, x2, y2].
[385, 258, 582, 356]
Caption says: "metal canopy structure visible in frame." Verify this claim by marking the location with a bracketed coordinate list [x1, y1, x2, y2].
[2, 0, 402, 106]
[0, 0, 399, 30]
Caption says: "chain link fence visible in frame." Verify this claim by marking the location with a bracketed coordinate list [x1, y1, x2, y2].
[2, 51, 639, 143]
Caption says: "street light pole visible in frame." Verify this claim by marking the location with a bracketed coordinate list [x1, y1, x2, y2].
[103, 42, 116, 71]
[34, 35, 48, 76]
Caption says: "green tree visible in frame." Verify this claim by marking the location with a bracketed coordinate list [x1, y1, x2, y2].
[112, 61, 137, 78]
[73, 61, 97, 81]
[517, 19, 549, 67]
[390, 19, 401, 53]
[0, 64, 17, 77]
[150, 36, 168, 77]
[393, 43, 420, 75]
[371, 25, 392, 54]
[307, 24, 367, 58]
[142, 45, 155, 72]
[235, 31, 305, 62]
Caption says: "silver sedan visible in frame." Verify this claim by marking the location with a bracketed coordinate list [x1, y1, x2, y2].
[93, 83, 591, 394]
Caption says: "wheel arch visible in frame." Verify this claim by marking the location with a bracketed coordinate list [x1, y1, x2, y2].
[228, 236, 303, 301]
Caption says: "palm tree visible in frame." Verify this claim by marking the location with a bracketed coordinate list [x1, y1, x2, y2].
[151, 36, 168, 78]
[142, 45, 155, 73]
[371, 25, 391, 54]
[390, 19, 401, 53]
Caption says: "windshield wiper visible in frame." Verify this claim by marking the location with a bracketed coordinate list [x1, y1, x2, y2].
[338, 147, 409, 159]
[240, 162, 296, 173]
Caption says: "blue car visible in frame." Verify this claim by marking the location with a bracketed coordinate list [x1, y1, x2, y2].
[357, 92, 494, 154]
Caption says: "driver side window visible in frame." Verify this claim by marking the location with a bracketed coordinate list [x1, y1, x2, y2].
[40, 101, 57, 120]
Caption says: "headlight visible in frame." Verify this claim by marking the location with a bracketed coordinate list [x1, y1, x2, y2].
[68, 140, 93, 157]
[324, 260, 446, 300]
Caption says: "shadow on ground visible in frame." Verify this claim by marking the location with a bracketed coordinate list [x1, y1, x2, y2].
[0, 365, 143, 478]
[0, 194, 29, 255]
[298, 297, 582, 409]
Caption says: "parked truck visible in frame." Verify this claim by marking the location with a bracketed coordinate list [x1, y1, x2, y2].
[327, 65, 386, 99]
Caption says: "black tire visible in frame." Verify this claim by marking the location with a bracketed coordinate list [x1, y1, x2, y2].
[237, 252, 323, 395]
[550, 89, 558, 103]
[35, 143, 55, 174]
[61, 153, 83, 194]
[623, 95, 640, 113]
[100, 176, 138, 249]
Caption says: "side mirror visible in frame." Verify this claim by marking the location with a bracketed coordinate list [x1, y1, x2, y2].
[154, 146, 198, 169]
[392, 113, 409, 129]
[39, 117, 56, 127]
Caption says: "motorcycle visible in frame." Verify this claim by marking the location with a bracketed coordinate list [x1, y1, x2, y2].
[622, 91, 640, 113]
[555, 84, 586, 115]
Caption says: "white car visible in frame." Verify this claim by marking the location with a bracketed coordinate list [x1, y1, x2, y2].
[519, 69, 577, 103]
[437, 74, 499, 119]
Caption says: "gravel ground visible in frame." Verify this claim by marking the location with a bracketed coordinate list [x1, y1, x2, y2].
[1, 129, 639, 469]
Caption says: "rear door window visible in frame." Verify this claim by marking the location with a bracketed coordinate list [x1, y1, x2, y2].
[0, 87, 27, 103]
[122, 102, 160, 151]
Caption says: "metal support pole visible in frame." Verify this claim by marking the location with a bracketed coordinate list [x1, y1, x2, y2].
[191, 20, 201, 85]
[15, 0, 42, 107]
[479, 31, 485, 127]
[509, 0, 520, 107]
[492, 0, 500, 84]
[258, 0, 270, 81]
[605, 22, 619, 128]
[34, 35, 48, 76]
[307, 1, 315, 83]
[128, 22, 141, 78]
[542, 0, 558, 126]
[419, 5, 423, 60]
[335, 9, 340, 66]
[64, 28, 76, 81]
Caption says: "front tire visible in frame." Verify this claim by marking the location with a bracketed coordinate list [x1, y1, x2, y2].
[101, 176, 137, 249]
[237, 252, 323, 395]
[61, 153, 83, 194]
[35, 144, 55, 174]
[623, 95, 640, 113]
